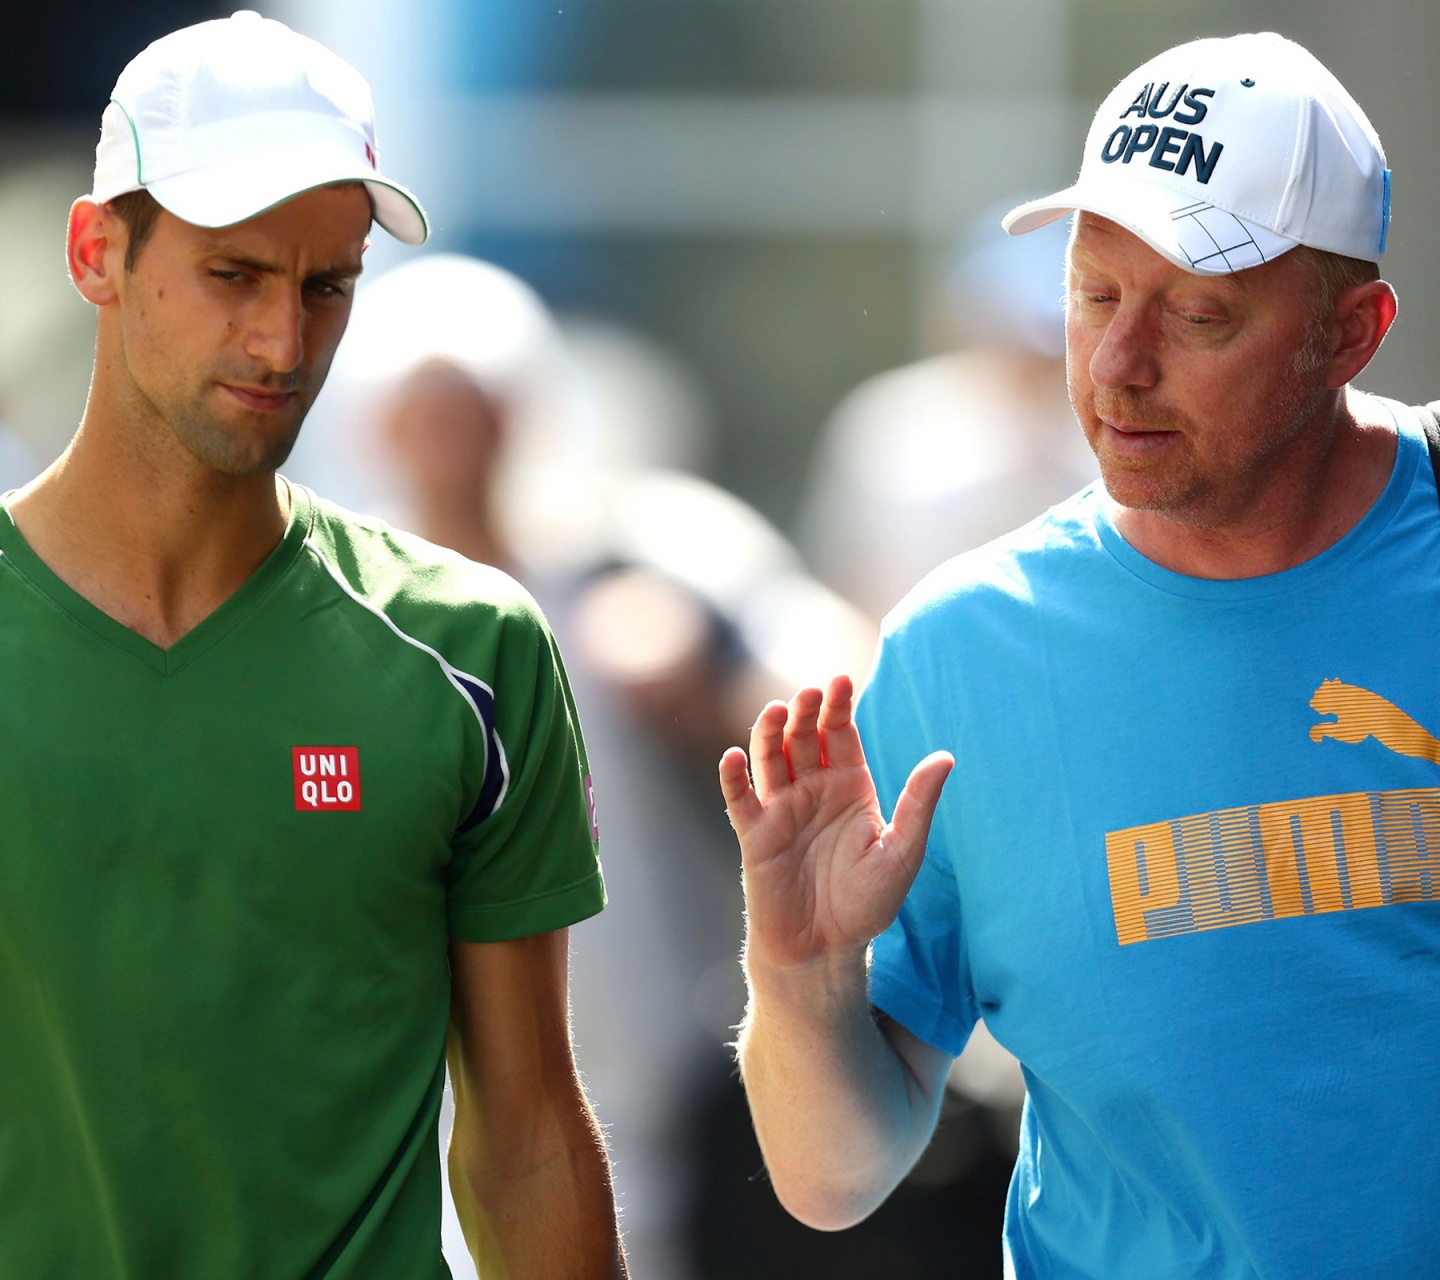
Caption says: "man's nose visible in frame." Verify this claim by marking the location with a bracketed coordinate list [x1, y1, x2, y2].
[1087, 304, 1159, 391]
[246, 285, 304, 373]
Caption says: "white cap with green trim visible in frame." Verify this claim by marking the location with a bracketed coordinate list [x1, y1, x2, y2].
[89, 10, 428, 245]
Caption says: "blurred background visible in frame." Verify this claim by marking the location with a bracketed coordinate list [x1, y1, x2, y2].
[5, 2, 1436, 1277]
[6, 1, 1439, 521]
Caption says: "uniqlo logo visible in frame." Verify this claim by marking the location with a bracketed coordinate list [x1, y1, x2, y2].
[293, 747, 362, 811]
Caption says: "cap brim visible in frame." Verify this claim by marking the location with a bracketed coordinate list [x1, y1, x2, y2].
[145, 143, 429, 245]
[1002, 179, 1297, 276]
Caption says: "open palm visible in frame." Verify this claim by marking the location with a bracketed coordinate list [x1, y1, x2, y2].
[719, 675, 953, 972]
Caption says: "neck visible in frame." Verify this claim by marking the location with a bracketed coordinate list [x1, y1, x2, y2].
[8, 413, 289, 649]
[1113, 392, 1398, 579]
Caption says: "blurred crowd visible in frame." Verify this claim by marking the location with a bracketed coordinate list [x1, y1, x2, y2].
[3, 192, 1088, 1278]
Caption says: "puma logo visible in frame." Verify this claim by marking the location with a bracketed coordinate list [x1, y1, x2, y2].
[1309, 679, 1440, 766]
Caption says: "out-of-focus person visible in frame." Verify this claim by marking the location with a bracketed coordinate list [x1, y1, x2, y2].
[799, 204, 1095, 619]
[309, 254, 880, 1277]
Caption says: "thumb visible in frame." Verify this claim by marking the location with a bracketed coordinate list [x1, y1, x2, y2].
[886, 751, 954, 868]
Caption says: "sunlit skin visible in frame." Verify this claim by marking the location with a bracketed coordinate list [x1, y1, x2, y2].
[9, 184, 370, 647]
[1066, 213, 1398, 577]
[102, 186, 370, 479]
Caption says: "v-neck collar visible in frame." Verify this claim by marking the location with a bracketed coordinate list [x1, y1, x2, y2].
[0, 484, 314, 678]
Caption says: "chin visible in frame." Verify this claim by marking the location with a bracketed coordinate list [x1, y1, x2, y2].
[1097, 460, 1196, 515]
[188, 435, 301, 478]
[238, 431, 303, 476]
[179, 410, 307, 477]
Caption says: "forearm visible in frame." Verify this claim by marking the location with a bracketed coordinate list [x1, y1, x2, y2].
[448, 1075, 627, 1279]
[721, 677, 955, 1229]
[738, 947, 945, 1231]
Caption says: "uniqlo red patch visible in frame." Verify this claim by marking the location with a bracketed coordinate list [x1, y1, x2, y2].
[293, 747, 362, 811]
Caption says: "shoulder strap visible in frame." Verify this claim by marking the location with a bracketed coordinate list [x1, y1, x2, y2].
[1415, 401, 1440, 514]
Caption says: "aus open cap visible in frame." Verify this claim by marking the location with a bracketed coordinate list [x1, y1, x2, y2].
[89, 10, 428, 244]
[1003, 33, 1389, 274]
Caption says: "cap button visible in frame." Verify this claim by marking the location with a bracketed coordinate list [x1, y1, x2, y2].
[231, 9, 263, 19]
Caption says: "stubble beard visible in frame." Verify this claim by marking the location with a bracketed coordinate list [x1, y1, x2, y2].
[177, 403, 305, 476]
[1081, 357, 1330, 530]
[165, 371, 312, 478]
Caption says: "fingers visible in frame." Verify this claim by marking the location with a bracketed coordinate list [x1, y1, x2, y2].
[718, 745, 763, 837]
[742, 680, 858, 800]
[887, 750, 954, 874]
[782, 687, 824, 776]
[816, 673, 866, 770]
[747, 699, 792, 800]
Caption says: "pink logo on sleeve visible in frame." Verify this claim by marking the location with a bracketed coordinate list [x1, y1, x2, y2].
[584, 773, 599, 841]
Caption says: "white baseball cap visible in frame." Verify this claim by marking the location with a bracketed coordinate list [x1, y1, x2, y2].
[89, 10, 428, 244]
[1003, 32, 1389, 274]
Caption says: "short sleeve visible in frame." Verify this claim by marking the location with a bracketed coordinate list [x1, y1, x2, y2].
[445, 601, 606, 942]
[858, 628, 977, 1057]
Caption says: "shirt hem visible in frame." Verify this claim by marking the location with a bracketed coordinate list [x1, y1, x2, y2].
[447, 871, 607, 943]
[869, 968, 965, 1057]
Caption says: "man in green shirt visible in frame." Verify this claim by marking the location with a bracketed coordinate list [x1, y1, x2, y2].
[0, 12, 624, 1278]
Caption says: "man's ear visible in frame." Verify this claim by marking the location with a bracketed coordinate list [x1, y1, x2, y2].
[67, 199, 125, 306]
[1325, 278, 1398, 389]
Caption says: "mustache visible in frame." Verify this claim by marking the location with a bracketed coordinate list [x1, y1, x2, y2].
[214, 364, 306, 394]
[1091, 390, 1190, 434]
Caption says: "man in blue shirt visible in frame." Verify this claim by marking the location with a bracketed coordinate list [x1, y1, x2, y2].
[722, 32, 1437, 1279]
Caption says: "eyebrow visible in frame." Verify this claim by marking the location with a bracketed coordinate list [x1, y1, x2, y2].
[204, 251, 364, 281]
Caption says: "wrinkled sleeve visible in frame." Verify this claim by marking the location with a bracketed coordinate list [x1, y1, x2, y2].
[858, 628, 977, 1057]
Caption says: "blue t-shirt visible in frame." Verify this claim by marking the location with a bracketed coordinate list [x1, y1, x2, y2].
[864, 399, 1440, 1280]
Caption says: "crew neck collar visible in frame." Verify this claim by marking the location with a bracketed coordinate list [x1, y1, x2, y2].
[1093, 397, 1416, 600]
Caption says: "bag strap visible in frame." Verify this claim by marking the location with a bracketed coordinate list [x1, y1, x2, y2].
[1415, 401, 1440, 514]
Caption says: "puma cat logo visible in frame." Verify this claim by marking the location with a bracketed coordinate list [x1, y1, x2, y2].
[1308, 679, 1440, 765]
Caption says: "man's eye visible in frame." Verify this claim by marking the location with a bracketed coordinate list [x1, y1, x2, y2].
[209, 270, 249, 283]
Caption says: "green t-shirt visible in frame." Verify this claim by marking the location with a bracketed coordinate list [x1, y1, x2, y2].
[0, 485, 606, 1278]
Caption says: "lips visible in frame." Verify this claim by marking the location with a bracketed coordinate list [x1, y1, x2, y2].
[1104, 417, 1176, 434]
[222, 383, 298, 413]
[1098, 417, 1180, 456]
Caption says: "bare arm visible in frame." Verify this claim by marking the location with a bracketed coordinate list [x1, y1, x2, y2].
[720, 676, 956, 1230]
[446, 929, 628, 1279]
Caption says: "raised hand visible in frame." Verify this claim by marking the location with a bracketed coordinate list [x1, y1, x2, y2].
[719, 674, 953, 974]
